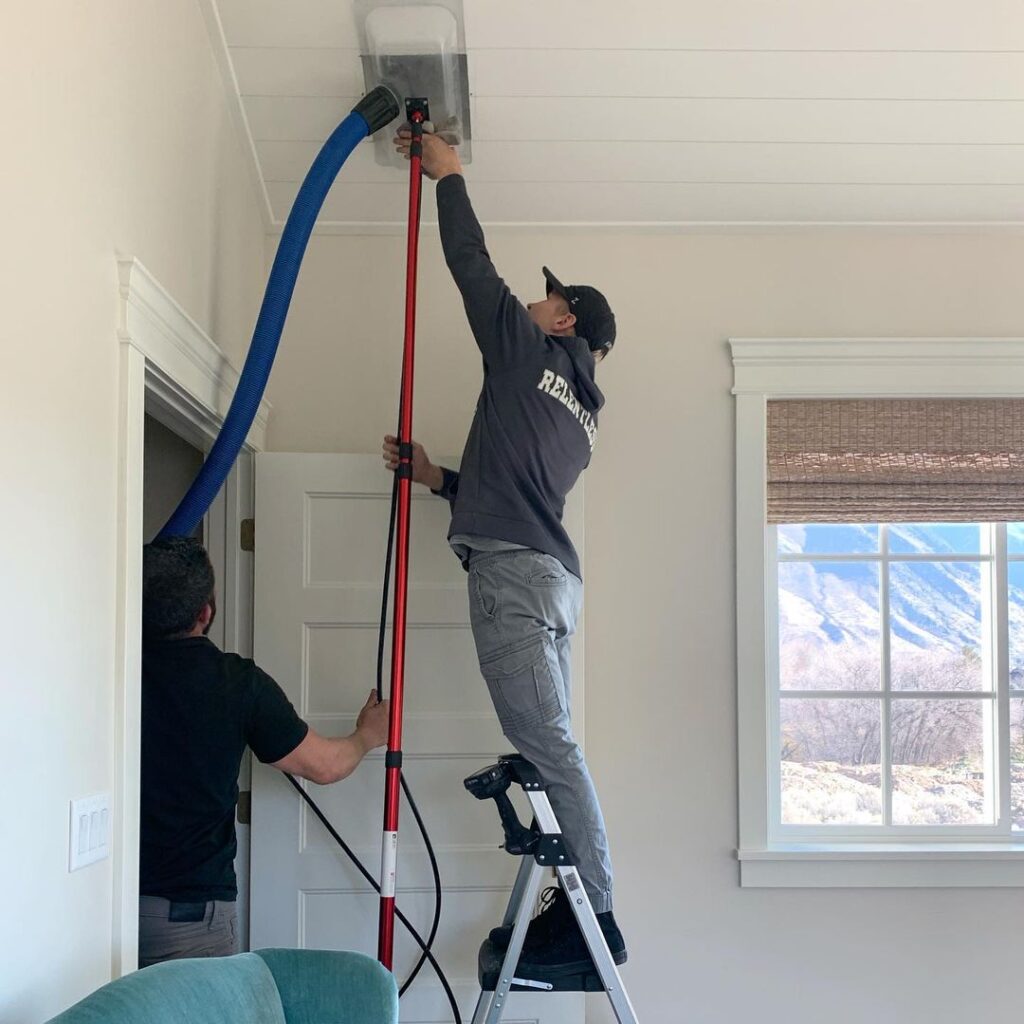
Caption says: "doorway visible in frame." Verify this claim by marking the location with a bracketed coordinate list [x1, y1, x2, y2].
[115, 255, 267, 974]
[140, 403, 255, 953]
[142, 414, 203, 542]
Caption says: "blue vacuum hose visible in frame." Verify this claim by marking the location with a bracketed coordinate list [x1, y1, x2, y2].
[159, 87, 399, 538]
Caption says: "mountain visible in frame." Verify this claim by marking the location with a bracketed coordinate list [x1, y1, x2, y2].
[777, 524, 1024, 678]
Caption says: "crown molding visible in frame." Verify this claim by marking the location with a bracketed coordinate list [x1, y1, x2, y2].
[117, 256, 270, 451]
[272, 219, 1024, 237]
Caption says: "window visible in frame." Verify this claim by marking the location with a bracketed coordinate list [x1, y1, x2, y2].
[774, 521, 1021, 837]
[731, 338, 1024, 887]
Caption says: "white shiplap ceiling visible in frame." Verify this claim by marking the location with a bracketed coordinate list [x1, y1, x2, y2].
[205, 0, 1024, 230]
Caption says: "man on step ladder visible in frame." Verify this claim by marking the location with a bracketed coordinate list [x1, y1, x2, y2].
[385, 128, 626, 984]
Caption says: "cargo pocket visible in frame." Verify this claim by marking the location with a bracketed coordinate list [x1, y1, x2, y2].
[480, 637, 563, 736]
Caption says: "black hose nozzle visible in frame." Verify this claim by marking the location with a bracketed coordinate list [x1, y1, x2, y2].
[354, 85, 401, 135]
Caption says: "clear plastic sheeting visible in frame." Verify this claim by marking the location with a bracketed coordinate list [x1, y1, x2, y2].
[356, 0, 472, 168]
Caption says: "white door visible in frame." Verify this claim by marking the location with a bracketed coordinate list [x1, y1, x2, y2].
[251, 453, 584, 1023]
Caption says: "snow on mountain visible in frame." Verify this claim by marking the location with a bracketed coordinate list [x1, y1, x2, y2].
[777, 524, 1024, 674]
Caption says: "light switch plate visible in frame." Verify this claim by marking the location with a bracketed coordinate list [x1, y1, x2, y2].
[69, 793, 110, 871]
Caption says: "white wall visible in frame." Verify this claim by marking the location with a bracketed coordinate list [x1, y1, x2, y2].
[0, 4, 264, 1020]
[266, 226, 1024, 1023]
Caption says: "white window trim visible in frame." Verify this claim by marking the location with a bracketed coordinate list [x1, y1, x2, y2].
[730, 337, 1024, 887]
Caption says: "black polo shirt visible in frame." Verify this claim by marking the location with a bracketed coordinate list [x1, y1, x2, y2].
[140, 636, 308, 902]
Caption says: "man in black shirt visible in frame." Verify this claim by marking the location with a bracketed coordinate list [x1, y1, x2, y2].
[139, 537, 388, 967]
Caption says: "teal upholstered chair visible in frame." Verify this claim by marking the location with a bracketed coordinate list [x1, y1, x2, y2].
[47, 949, 398, 1024]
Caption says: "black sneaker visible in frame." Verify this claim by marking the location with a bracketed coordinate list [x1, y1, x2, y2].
[516, 909, 627, 980]
[488, 886, 572, 949]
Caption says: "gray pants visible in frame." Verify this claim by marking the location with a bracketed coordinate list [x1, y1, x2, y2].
[467, 548, 613, 912]
[138, 896, 239, 968]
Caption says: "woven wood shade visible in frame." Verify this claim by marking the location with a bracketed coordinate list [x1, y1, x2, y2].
[767, 399, 1024, 523]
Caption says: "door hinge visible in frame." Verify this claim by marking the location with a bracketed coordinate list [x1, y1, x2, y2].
[237, 790, 252, 825]
[240, 518, 255, 552]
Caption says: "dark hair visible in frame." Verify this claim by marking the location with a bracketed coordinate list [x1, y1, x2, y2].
[142, 537, 215, 639]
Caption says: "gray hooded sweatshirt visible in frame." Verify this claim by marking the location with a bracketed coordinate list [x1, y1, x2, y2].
[431, 174, 604, 580]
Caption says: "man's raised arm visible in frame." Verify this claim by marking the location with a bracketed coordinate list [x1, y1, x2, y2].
[394, 130, 540, 368]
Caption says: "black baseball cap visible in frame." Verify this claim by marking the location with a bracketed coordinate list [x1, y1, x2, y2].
[543, 267, 616, 353]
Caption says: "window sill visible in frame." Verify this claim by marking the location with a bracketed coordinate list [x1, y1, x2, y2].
[738, 844, 1024, 888]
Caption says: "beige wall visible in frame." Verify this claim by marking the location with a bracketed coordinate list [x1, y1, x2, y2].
[5, 5, 1022, 1015]
[267, 227, 1024, 1023]
[0, 3, 264, 1020]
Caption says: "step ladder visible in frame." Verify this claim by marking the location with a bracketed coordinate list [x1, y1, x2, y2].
[464, 755, 639, 1024]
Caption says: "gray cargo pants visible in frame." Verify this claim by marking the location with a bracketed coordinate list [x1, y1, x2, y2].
[467, 548, 613, 912]
[138, 896, 239, 968]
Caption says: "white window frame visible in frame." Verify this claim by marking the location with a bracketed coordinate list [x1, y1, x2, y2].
[731, 337, 1024, 887]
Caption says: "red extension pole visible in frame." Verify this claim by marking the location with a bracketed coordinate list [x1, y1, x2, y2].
[378, 109, 425, 970]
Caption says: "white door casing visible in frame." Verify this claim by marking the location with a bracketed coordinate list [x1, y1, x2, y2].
[251, 452, 584, 1022]
[115, 256, 267, 974]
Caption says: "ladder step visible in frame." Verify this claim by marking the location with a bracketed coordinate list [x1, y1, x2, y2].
[477, 939, 610, 994]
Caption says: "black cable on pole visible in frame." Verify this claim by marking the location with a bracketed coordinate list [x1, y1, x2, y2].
[376, 471, 398, 705]
[282, 404, 460, 1020]
[376, 440, 445, 998]
[285, 774, 461, 1018]
[397, 776, 443, 995]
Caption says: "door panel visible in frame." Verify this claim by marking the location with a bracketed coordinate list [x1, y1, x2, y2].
[252, 453, 584, 1023]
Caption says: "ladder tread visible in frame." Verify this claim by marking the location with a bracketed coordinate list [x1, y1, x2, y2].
[477, 938, 609, 993]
